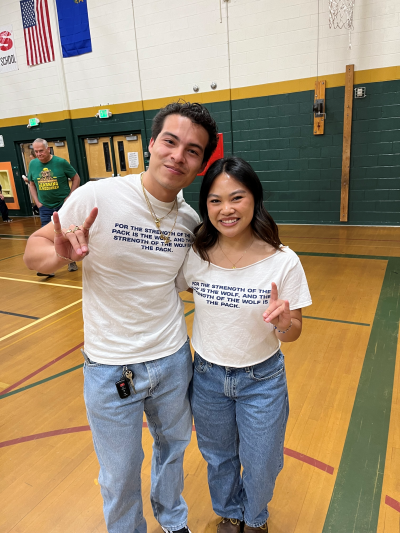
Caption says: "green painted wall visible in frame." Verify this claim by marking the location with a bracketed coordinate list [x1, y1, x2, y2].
[1, 78, 400, 224]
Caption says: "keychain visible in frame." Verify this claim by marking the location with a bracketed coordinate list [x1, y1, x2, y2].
[115, 366, 136, 399]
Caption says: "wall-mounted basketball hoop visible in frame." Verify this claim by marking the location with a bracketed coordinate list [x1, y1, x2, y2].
[329, 0, 355, 48]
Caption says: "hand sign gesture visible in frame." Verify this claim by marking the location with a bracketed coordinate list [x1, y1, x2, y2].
[53, 207, 98, 263]
[263, 282, 292, 331]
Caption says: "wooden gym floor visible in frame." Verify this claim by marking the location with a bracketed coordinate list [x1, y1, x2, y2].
[1, 217, 400, 533]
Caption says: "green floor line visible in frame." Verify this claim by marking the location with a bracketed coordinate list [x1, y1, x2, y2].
[0, 364, 84, 399]
[0, 235, 30, 239]
[0, 252, 25, 262]
[182, 300, 194, 304]
[185, 308, 195, 317]
[303, 316, 370, 326]
[322, 257, 400, 533]
[296, 251, 393, 261]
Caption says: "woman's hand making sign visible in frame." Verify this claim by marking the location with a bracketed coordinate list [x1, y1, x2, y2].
[53, 207, 98, 264]
[263, 282, 303, 341]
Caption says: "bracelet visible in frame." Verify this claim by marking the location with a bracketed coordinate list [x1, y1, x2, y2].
[55, 250, 71, 262]
[273, 321, 293, 334]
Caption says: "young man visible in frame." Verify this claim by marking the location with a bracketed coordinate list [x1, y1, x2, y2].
[24, 102, 219, 533]
[28, 138, 80, 274]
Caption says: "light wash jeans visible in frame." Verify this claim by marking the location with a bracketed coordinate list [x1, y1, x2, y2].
[191, 349, 289, 528]
[82, 338, 193, 533]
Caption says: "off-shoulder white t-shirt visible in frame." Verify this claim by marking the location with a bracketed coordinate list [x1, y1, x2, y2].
[183, 246, 312, 367]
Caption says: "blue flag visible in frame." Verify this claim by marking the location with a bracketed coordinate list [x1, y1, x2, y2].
[55, 0, 92, 58]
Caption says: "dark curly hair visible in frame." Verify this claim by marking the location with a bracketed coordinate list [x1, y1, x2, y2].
[194, 157, 283, 262]
[151, 102, 219, 164]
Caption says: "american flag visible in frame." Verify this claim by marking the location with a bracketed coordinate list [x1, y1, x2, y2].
[20, 0, 54, 66]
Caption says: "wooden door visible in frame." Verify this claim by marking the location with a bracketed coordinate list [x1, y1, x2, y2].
[48, 141, 70, 162]
[84, 137, 113, 180]
[112, 134, 144, 177]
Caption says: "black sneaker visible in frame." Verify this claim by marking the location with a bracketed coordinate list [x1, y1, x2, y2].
[161, 526, 192, 533]
[37, 272, 55, 277]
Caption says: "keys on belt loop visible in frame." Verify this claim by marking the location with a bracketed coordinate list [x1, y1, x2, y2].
[115, 366, 136, 399]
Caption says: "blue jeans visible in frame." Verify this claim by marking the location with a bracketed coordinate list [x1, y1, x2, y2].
[191, 350, 289, 527]
[39, 203, 63, 227]
[82, 339, 193, 533]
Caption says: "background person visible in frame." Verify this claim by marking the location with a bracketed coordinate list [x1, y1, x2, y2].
[0, 183, 13, 223]
[24, 102, 219, 533]
[28, 138, 80, 275]
[183, 157, 312, 533]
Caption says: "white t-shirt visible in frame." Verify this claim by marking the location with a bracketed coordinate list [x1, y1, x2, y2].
[58, 174, 199, 365]
[183, 246, 312, 367]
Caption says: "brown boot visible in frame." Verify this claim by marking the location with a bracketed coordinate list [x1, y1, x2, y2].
[243, 523, 268, 533]
[217, 518, 242, 533]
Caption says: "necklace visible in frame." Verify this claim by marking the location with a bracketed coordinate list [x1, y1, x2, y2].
[141, 175, 178, 244]
[218, 238, 254, 269]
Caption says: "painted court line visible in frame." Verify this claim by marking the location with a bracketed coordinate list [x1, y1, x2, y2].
[0, 426, 91, 448]
[385, 495, 400, 513]
[0, 310, 39, 320]
[283, 447, 334, 474]
[297, 251, 390, 261]
[284, 235, 400, 244]
[0, 342, 84, 395]
[0, 253, 24, 262]
[303, 316, 370, 327]
[0, 308, 82, 354]
[0, 424, 335, 476]
[0, 299, 82, 342]
[0, 235, 29, 239]
[0, 364, 84, 399]
[0, 276, 82, 290]
[322, 258, 400, 533]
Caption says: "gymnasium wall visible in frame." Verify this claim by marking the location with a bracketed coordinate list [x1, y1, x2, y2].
[1, 0, 400, 224]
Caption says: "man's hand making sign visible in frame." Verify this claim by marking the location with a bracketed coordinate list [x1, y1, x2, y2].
[53, 208, 98, 264]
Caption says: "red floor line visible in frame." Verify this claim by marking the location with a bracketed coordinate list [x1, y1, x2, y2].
[0, 342, 84, 395]
[385, 495, 400, 513]
[283, 447, 334, 474]
[0, 424, 334, 476]
[0, 425, 91, 448]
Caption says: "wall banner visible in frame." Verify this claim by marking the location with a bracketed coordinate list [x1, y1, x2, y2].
[0, 25, 19, 73]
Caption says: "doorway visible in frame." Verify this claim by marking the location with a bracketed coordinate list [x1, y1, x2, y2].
[84, 134, 144, 180]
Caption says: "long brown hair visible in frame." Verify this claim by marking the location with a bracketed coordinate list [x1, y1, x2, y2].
[194, 157, 282, 262]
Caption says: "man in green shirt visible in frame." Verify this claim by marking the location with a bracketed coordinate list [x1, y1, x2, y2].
[28, 138, 80, 275]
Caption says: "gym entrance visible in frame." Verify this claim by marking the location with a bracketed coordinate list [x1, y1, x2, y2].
[84, 134, 145, 180]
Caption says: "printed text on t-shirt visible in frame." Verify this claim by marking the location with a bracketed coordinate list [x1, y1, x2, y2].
[192, 281, 271, 308]
[112, 223, 192, 252]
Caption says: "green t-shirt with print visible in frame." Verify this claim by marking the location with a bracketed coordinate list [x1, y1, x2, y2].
[28, 155, 77, 209]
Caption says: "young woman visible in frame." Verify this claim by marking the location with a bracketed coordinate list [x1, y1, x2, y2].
[183, 157, 312, 533]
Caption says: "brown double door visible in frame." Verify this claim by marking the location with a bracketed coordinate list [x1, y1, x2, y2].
[84, 134, 145, 180]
